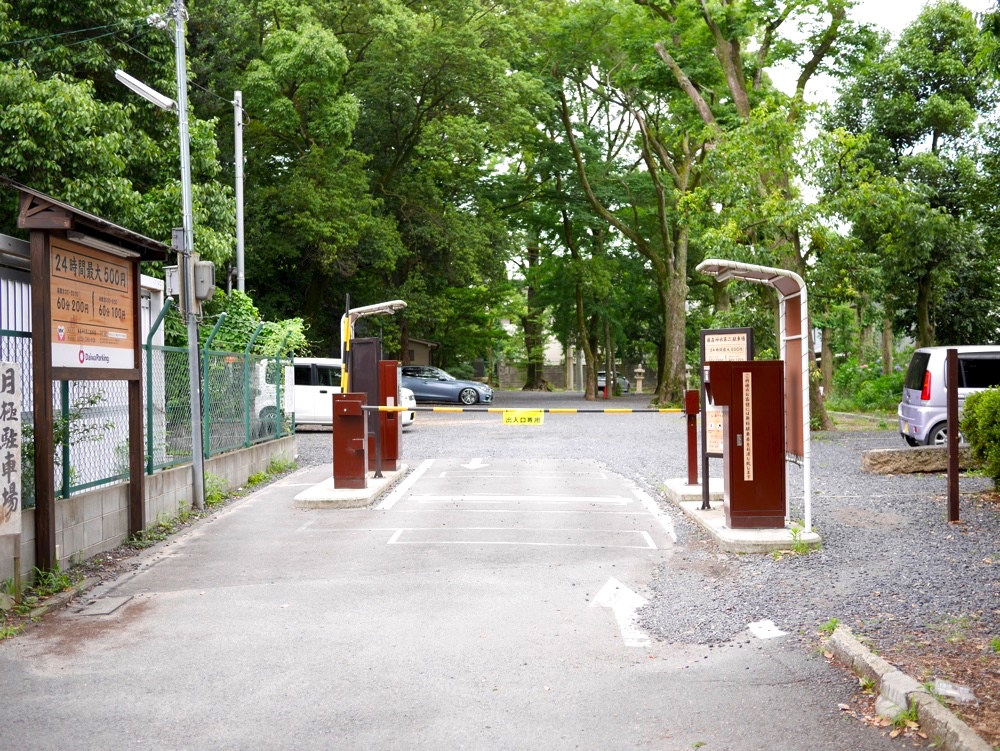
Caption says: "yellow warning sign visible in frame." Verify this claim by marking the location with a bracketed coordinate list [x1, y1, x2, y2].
[502, 410, 544, 426]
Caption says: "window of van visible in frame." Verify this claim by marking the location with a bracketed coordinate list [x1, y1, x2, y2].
[317, 364, 341, 386]
[294, 365, 312, 386]
[959, 355, 1000, 389]
[904, 352, 931, 390]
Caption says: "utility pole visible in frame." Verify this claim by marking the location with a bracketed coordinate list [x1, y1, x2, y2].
[117, 0, 205, 510]
[171, 0, 206, 509]
[234, 90, 245, 293]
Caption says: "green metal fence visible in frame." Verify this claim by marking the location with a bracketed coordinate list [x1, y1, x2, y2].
[3, 318, 295, 509]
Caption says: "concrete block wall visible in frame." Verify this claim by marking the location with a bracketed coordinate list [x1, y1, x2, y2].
[0, 436, 296, 583]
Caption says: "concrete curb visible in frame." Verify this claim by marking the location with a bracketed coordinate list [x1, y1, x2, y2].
[828, 626, 992, 751]
[26, 576, 100, 620]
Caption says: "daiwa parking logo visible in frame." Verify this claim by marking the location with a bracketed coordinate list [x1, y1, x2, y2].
[78, 348, 110, 365]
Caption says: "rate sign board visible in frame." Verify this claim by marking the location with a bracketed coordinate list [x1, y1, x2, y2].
[50, 236, 134, 369]
[701, 329, 754, 456]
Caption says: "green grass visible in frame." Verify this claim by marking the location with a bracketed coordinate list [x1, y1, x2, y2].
[990, 636, 1000, 653]
[205, 474, 229, 507]
[267, 455, 297, 475]
[819, 618, 840, 636]
[245, 471, 268, 488]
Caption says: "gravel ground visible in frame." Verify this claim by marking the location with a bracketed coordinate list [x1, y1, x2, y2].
[296, 389, 997, 642]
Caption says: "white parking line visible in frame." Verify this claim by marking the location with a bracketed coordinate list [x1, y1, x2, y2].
[412, 495, 631, 505]
[375, 459, 436, 510]
[632, 486, 677, 543]
[386, 528, 655, 550]
[437, 471, 609, 479]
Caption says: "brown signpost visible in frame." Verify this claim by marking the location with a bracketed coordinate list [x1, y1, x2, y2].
[2, 178, 168, 571]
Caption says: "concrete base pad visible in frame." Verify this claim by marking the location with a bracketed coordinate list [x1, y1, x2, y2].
[663, 477, 723, 504]
[664, 477, 822, 553]
[294, 465, 409, 509]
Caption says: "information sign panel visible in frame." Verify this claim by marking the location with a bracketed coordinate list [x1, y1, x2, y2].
[49, 236, 134, 369]
[701, 329, 753, 456]
[503, 410, 543, 426]
[0, 362, 21, 537]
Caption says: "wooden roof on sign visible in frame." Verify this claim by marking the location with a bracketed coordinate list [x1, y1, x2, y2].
[0, 176, 169, 261]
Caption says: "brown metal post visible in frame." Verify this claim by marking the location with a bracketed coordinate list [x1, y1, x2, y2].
[128, 260, 145, 535]
[30, 230, 57, 570]
[947, 348, 959, 522]
[685, 390, 699, 485]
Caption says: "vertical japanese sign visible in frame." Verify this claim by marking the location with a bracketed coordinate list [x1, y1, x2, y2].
[0, 362, 20, 536]
[49, 236, 134, 369]
[742, 371, 754, 482]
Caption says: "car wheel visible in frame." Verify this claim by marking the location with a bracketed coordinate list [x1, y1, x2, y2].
[926, 423, 947, 446]
[903, 434, 919, 447]
[259, 406, 277, 420]
[459, 388, 478, 405]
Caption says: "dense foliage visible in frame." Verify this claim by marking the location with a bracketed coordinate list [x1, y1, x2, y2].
[961, 387, 1000, 481]
[2, 0, 999, 403]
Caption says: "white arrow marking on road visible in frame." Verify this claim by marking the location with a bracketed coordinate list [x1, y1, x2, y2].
[590, 577, 650, 647]
[461, 457, 490, 470]
[747, 619, 787, 639]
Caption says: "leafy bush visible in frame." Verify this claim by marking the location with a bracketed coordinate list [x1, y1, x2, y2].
[961, 388, 1000, 482]
[826, 357, 904, 412]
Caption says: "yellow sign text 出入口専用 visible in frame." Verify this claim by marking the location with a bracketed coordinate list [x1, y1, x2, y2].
[502, 410, 544, 426]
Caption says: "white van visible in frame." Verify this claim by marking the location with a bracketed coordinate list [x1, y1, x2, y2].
[260, 357, 414, 428]
[292, 358, 343, 425]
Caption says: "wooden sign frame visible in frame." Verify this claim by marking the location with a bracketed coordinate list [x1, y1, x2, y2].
[4, 179, 168, 571]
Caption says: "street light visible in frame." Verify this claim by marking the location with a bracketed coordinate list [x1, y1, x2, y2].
[116, 0, 205, 510]
[114, 70, 176, 111]
[340, 299, 407, 391]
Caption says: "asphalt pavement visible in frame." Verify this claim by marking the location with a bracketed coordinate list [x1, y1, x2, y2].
[0, 390, 955, 750]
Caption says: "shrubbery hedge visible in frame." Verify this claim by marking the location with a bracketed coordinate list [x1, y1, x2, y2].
[961, 387, 1000, 482]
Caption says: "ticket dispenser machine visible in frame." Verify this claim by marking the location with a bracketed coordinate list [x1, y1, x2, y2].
[704, 360, 786, 529]
[332, 393, 368, 489]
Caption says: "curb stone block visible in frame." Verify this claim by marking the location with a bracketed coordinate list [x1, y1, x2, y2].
[828, 627, 993, 751]
[875, 695, 904, 722]
[910, 693, 993, 751]
[881, 670, 926, 710]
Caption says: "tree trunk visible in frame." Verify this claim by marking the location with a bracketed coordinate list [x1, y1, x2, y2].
[401, 319, 410, 365]
[821, 325, 833, 398]
[881, 317, 894, 376]
[916, 272, 934, 347]
[522, 238, 546, 390]
[576, 283, 597, 400]
[712, 279, 730, 313]
[659, 271, 688, 403]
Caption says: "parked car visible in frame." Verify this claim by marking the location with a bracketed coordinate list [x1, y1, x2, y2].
[401, 386, 416, 430]
[401, 365, 493, 405]
[898, 345, 1000, 446]
[290, 358, 342, 425]
[597, 371, 631, 394]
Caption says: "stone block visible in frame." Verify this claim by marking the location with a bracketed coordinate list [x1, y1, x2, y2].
[84, 494, 102, 521]
[62, 497, 83, 528]
[911, 692, 993, 751]
[83, 517, 103, 550]
[862, 446, 976, 475]
[880, 670, 924, 709]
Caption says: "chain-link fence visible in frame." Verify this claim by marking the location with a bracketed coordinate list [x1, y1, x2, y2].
[5, 325, 294, 508]
[201, 350, 292, 457]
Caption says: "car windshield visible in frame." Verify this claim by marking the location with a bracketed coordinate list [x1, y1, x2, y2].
[433, 368, 455, 381]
